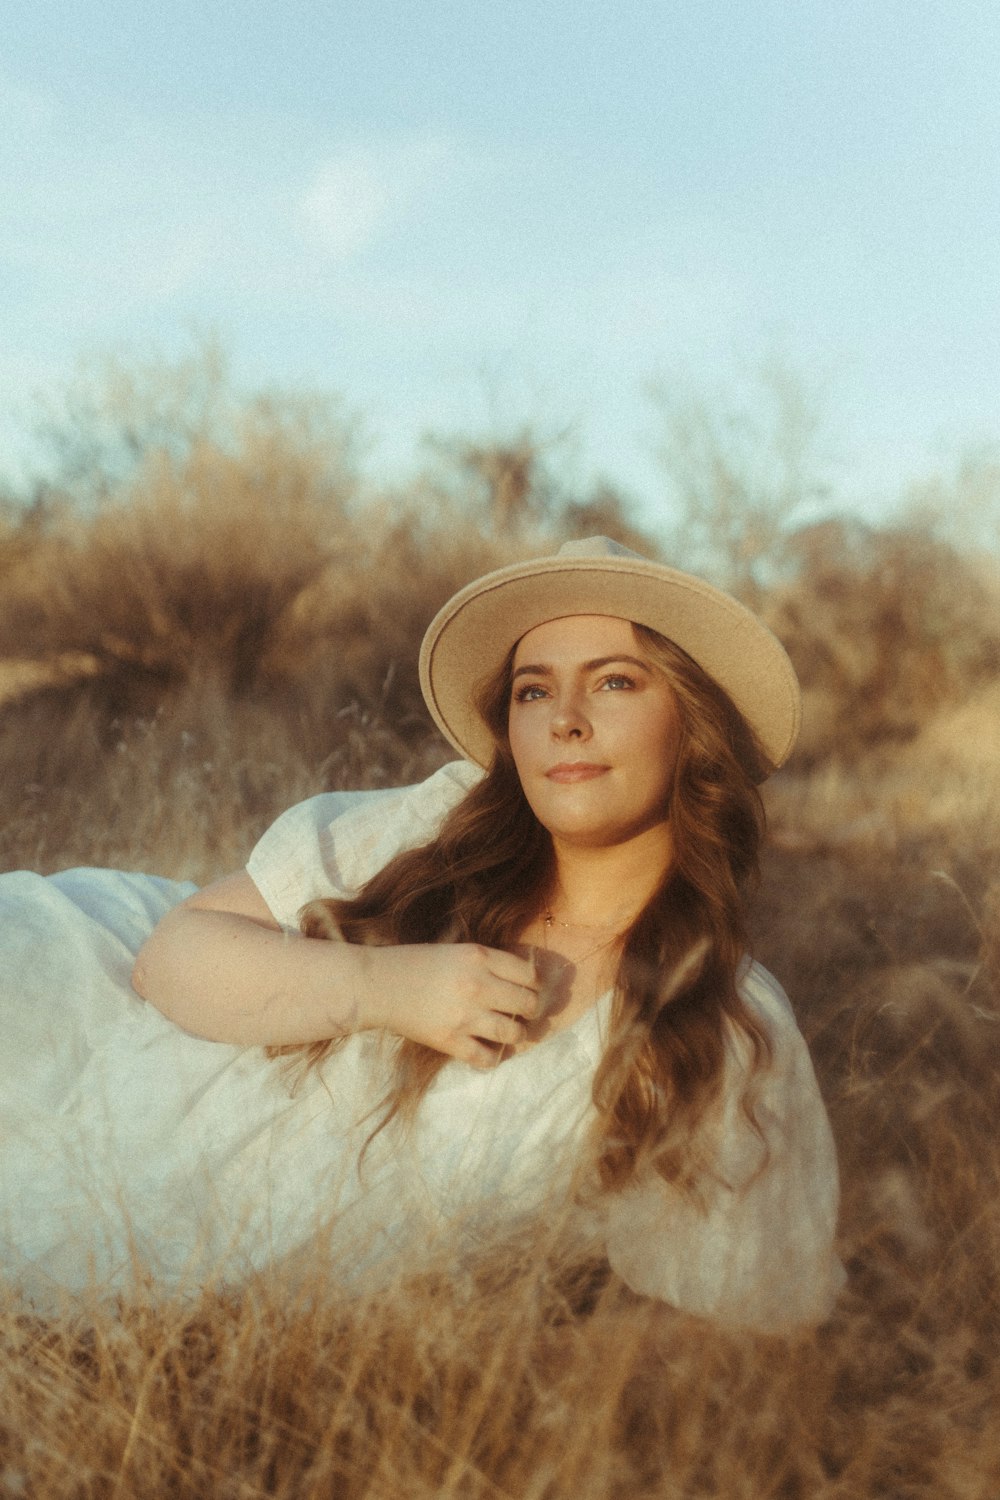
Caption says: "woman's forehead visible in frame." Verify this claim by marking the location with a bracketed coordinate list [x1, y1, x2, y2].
[512, 614, 639, 663]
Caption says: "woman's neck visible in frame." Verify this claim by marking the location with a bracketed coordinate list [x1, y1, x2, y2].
[504, 824, 673, 1050]
[546, 823, 674, 929]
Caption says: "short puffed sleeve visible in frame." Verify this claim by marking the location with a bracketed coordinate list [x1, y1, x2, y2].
[245, 760, 482, 929]
[603, 962, 844, 1332]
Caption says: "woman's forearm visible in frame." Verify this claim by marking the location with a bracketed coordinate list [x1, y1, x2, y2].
[132, 873, 542, 1061]
[132, 902, 380, 1045]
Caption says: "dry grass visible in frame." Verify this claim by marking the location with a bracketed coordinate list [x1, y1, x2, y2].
[2, 371, 999, 1497]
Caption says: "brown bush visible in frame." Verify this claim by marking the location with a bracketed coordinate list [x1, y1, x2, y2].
[766, 517, 1000, 763]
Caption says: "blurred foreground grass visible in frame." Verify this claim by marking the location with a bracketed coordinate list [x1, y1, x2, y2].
[1, 354, 999, 1497]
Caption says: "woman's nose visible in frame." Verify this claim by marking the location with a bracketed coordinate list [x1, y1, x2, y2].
[550, 695, 591, 740]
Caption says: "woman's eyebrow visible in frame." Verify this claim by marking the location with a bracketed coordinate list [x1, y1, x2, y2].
[511, 654, 651, 681]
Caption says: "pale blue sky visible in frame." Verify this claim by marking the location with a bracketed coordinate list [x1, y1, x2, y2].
[3, 1, 999, 526]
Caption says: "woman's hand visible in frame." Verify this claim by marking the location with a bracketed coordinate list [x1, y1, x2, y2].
[360, 942, 543, 1069]
[134, 871, 542, 1062]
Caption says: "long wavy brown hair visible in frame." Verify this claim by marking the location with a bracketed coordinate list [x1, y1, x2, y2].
[274, 622, 772, 1198]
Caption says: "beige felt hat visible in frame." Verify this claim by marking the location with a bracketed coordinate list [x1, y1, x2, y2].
[419, 536, 801, 776]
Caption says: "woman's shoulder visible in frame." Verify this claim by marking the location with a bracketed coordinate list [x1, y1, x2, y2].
[246, 760, 482, 927]
[737, 957, 797, 1032]
[726, 956, 821, 1097]
[731, 957, 829, 1124]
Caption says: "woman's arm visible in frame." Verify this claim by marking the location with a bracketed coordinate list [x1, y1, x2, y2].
[132, 871, 541, 1066]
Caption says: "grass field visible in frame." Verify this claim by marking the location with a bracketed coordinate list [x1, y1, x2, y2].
[1, 370, 998, 1497]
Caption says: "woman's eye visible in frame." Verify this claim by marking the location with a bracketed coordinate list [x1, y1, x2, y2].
[599, 674, 635, 691]
[513, 683, 548, 703]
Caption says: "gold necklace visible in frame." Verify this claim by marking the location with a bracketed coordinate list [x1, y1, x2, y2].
[542, 911, 624, 966]
[543, 878, 642, 940]
[544, 910, 623, 933]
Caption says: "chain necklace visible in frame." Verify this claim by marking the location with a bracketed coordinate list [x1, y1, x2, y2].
[541, 910, 624, 966]
[543, 910, 623, 933]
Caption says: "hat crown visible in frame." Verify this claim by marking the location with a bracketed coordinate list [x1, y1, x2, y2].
[555, 535, 642, 562]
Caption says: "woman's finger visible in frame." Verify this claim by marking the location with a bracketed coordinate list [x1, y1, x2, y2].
[476, 1010, 525, 1048]
[462, 1036, 506, 1070]
[482, 945, 539, 988]
[480, 946, 543, 1018]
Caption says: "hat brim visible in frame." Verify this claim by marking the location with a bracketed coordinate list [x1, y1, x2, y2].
[418, 554, 801, 777]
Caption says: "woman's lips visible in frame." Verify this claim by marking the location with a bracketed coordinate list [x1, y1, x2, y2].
[545, 762, 609, 783]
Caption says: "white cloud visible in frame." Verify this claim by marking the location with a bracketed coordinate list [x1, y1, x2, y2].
[299, 135, 456, 259]
[0, 69, 56, 142]
[301, 157, 389, 257]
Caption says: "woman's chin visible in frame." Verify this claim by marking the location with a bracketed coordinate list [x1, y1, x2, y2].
[543, 817, 637, 851]
[539, 808, 675, 856]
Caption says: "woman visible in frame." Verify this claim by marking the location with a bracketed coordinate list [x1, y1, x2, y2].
[0, 537, 842, 1327]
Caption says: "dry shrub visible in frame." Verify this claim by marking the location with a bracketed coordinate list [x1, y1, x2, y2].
[0, 415, 353, 712]
[298, 505, 527, 737]
[0, 400, 537, 878]
[0, 497, 524, 877]
[766, 517, 1000, 764]
[0, 678, 456, 880]
[0, 354, 544, 858]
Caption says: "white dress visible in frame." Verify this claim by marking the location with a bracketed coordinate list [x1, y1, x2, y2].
[0, 761, 844, 1329]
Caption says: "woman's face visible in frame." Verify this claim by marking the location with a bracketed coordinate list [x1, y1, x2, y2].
[507, 614, 681, 851]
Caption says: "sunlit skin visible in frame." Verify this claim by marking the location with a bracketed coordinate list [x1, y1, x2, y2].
[504, 615, 682, 1044]
[508, 614, 681, 862]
